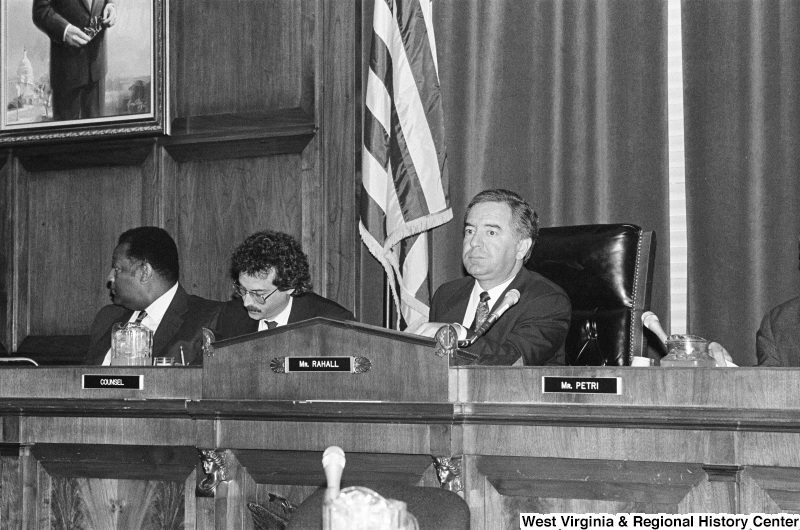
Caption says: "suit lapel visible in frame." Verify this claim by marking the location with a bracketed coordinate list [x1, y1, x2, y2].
[287, 295, 309, 324]
[152, 286, 188, 357]
[490, 268, 528, 313]
[439, 280, 474, 324]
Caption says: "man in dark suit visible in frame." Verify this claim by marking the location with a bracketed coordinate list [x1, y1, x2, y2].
[756, 296, 800, 366]
[33, 0, 117, 120]
[214, 230, 355, 340]
[756, 237, 800, 366]
[84, 227, 221, 366]
[411, 189, 571, 365]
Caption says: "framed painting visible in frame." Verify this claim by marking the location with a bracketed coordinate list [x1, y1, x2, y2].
[0, 0, 166, 144]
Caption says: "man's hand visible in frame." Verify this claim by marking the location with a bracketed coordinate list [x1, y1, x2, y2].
[709, 341, 736, 367]
[102, 3, 117, 28]
[407, 321, 441, 337]
[408, 321, 467, 340]
[64, 25, 91, 47]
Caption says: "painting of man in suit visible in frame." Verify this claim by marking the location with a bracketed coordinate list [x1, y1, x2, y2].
[32, 0, 117, 120]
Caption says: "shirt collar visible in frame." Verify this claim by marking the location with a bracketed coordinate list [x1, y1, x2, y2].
[135, 282, 179, 330]
[257, 296, 294, 331]
[462, 273, 517, 327]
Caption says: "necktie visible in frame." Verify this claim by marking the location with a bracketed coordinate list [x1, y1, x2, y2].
[266, 320, 278, 329]
[134, 310, 148, 324]
[472, 292, 491, 331]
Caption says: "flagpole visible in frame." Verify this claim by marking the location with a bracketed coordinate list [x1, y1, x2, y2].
[383, 275, 392, 329]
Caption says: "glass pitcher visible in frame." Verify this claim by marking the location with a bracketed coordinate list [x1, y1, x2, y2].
[661, 334, 717, 367]
[111, 322, 153, 366]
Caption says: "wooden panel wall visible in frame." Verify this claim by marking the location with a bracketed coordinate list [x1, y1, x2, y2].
[27, 166, 144, 335]
[171, 0, 305, 116]
[173, 155, 304, 301]
[0, 0, 360, 353]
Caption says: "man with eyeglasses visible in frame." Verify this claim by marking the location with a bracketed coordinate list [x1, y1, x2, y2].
[214, 230, 355, 339]
[83, 226, 222, 365]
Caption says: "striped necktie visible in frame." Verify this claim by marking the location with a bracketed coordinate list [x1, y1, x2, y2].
[472, 292, 491, 331]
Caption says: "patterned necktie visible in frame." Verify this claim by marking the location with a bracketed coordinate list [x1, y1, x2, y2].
[134, 310, 148, 325]
[472, 292, 491, 331]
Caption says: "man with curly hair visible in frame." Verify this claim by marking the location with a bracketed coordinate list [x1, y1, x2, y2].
[214, 231, 355, 339]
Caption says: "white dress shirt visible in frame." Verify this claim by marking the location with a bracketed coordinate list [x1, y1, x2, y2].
[461, 275, 516, 329]
[257, 297, 294, 331]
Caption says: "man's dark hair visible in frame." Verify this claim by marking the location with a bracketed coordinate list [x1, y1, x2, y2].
[465, 189, 539, 261]
[118, 226, 180, 284]
[230, 231, 312, 296]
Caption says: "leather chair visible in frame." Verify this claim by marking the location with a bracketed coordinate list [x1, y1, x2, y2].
[526, 224, 656, 366]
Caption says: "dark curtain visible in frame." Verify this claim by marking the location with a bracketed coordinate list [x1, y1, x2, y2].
[684, 0, 800, 365]
[428, 1, 671, 330]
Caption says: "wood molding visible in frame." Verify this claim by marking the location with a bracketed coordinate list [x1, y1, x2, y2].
[163, 109, 316, 162]
[14, 138, 156, 172]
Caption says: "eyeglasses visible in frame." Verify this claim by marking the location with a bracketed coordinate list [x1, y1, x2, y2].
[233, 282, 279, 304]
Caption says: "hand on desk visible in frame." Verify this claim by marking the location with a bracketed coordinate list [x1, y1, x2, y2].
[710, 341, 737, 367]
[408, 322, 466, 340]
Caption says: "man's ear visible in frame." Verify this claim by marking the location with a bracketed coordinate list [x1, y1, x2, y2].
[516, 237, 533, 261]
[138, 262, 154, 283]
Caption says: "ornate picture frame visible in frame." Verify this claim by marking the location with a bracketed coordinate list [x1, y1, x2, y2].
[0, 0, 166, 145]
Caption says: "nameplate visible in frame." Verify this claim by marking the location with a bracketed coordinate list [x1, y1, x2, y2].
[270, 356, 372, 374]
[289, 357, 351, 372]
[542, 376, 621, 394]
[82, 375, 143, 390]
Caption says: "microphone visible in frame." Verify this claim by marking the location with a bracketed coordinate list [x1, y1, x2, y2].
[641, 311, 669, 344]
[459, 289, 521, 347]
[322, 446, 346, 503]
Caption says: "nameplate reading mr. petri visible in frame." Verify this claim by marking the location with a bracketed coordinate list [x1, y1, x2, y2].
[542, 376, 621, 395]
[82, 375, 143, 390]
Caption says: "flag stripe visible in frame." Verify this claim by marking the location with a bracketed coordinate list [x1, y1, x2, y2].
[392, 0, 447, 173]
[363, 106, 389, 170]
[374, 0, 447, 215]
[360, 0, 451, 328]
[370, 31, 432, 224]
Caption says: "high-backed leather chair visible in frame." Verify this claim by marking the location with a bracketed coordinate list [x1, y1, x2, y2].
[526, 224, 656, 366]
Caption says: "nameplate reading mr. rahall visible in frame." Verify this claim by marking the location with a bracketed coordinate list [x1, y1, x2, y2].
[542, 376, 621, 395]
[82, 375, 143, 390]
[287, 357, 351, 372]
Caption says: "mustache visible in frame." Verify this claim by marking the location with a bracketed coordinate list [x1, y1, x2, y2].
[245, 305, 261, 312]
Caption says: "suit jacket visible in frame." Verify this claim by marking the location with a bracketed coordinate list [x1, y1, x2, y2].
[214, 292, 356, 341]
[430, 268, 571, 366]
[84, 284, 222, 366]
[756, 295, 800, 366]
[33, 0, 112, 90]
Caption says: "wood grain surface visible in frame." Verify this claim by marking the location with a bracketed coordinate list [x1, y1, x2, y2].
[174, 154, 304, 303]
[205, 319, 448, 402]
[26, 166, 143, 336]
[170, 1, 306, 118]
[1, 363, 800, 523]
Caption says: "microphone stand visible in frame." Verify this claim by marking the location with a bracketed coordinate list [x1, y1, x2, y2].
[433, 324, 479, 363]
[434, 289, 520, 363]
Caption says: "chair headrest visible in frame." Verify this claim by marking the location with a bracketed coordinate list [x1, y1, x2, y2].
[527, 224, 643, 309]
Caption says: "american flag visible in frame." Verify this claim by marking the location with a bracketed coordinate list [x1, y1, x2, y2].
[359, 0, 452, 329]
